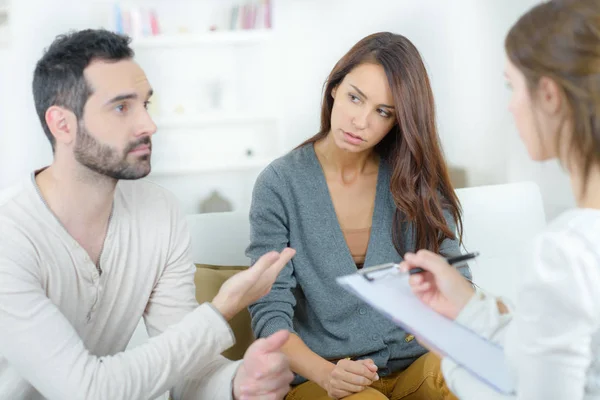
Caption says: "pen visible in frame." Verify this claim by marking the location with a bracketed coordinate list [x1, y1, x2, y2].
[408, 251, 480, 275]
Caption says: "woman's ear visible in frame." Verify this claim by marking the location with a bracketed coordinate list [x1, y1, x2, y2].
[536, 76, 563, 117]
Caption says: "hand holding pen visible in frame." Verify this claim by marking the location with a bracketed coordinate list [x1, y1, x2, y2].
[399, 250, 478, 320]
[408, 251, 479, 275]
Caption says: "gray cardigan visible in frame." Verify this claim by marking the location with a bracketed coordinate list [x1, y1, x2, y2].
[246, 144, 471, 384]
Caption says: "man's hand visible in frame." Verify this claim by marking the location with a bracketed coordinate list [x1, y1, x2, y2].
[212, 248, 296, 320]
[233, 330, 294, 400]
[320, 358, 379, 399]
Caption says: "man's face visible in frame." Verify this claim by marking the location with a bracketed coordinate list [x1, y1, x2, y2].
[74, 59, 156, 180]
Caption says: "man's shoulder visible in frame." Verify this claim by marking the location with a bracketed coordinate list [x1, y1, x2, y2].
[116, 179, 180, 213]
[0, 178, 40, 225]
[0, 179, 48, 261]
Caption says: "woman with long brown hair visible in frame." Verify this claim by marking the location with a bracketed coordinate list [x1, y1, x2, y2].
[402, 1, 600, 399]
[246, 32, 470, 400]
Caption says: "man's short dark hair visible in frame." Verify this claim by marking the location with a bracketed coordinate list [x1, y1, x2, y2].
[33, 29, 134, 151]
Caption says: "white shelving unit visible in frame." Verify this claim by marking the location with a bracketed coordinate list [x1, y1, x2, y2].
[150, 157, 274, 176]
[122, 1, 281, 213]
[153, 112, 277, 128]
[131, 29, 272, 48]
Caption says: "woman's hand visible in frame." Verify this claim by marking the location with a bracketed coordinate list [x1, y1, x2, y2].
[400, 250, 475, 320]
[320, 358, 379, 399]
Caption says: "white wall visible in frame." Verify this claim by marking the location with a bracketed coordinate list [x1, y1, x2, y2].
[0, 46, 8, 186]
[0, 0, 575, 219]
[0, 0, 107, 187]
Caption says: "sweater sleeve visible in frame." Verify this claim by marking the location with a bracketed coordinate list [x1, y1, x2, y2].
[246, 165, 298, 338]
[439, 207, 472, 281]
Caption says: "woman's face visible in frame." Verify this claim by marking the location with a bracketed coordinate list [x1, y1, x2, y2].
[329, 63, 397, 153]
[505, 58, 561, 161]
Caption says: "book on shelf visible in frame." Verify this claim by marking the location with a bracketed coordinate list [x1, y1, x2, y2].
[113, 0, 272, 40]
[230, 0, 272, 31]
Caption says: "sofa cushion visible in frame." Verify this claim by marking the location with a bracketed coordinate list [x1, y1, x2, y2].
[194, 264, 254, 361]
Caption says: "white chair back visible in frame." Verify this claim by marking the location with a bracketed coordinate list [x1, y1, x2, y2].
[456, 182, 546, 301]
[186, 211, 252, 266]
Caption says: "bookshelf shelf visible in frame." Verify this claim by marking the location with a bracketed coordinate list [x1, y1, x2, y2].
[150, 157, 273, 176]
[119, 0, 278, 213]
[132, 29, 272, 48]
[153, 113, 277, 128]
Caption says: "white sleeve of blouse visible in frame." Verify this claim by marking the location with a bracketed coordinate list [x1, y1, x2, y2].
[443, 229, 600, 400]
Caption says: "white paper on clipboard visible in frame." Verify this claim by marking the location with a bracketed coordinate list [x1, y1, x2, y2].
[336, 270, 515, 395]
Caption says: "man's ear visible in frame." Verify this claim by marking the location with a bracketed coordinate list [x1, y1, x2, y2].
[45, 106, 77, 146]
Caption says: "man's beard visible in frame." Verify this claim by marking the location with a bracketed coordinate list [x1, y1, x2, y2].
[73, 123, 152, 180]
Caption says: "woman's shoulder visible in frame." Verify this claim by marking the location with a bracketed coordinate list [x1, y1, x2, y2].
[543, 208, 600, 245]
[260, 144, 317, 182]
[526, 209, 600, 321]
[532, 208, 600, 282]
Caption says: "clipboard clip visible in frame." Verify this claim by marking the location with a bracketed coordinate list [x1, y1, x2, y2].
[357, 262, 402, 281]
[357, 252, 480, 285]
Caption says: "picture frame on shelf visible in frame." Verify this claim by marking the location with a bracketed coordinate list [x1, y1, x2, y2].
[113, 1, 272, 43]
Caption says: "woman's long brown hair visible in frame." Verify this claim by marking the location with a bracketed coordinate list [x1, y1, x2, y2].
[299, 32, 462, 254]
